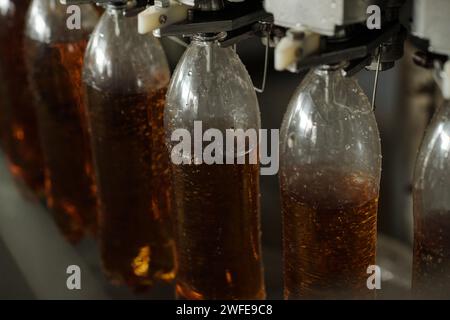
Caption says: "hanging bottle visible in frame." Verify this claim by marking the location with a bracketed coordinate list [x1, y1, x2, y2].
[413, 101, 450, 299]
[165, 33, 265, 300]
[83, 3, 175, 288]
[24, 0, 99, 243]
[279, 63, 382, 299]
[0, 0, 44, 196]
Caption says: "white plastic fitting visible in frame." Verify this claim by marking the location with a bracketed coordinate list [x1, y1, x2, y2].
[138, 0, 190, 35]
[274, 29, 320, 72]
[443, 60, 450, 99]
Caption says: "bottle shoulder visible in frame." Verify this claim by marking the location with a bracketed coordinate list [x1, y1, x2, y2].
[414, 104, 450, 212]
[82, 14, 170, 94]
[414, 104, 450, 189]
[25, 0, 98, 44]
[288, 70, 373, 119]
[280, 70, 381, 180]
[165, 44, 260, 131]
[281, 72, 378, 141]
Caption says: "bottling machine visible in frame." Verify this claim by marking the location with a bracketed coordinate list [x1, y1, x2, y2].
[0, 0, 447, 299]
[60, 0, 449, 98]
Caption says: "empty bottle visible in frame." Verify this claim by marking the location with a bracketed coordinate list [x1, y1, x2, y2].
[0, 0, 44, 195]
[280, 64, 382, 299]
[83, 3, 175, 288]
[413, 101, 450, 299]
[24, 0, 99, 242]
[165, 33, 265, 300]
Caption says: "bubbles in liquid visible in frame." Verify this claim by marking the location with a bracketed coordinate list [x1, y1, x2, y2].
[412, 195, 450, 299]
[0, 0, 44, 196]
[281, 164, 378, 300]
[172, 162, 265, 300]
[85, 85, 175, 288]
[25, 38, 97, 242]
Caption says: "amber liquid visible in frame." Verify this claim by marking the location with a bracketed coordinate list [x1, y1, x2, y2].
[0, 0, 44, 194]
[85, 85, 175, 288]
[412, 201, 450, 299]
[25, 38, 97, 243]
[0, 66, 6, 150]
[281, 165, 378, 299]
[172, 163, 265, 300]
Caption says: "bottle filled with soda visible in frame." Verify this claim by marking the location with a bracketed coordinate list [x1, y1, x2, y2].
[0, 0, 44, 196]
[83, 2, 175, 288]
[279, 63, 382, 299]
[24, 0, 99, 242]
[413, 101, 450, 299]
[165, 33, 265, 300]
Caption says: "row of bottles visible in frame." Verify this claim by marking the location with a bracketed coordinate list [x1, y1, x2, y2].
[0, 0, 448, 300]
[279, 66, 450, 300]
[0, 0, 265, 298]
[0, 0, 175, 289]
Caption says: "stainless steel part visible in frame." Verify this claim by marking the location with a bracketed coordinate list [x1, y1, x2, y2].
[371, 47, 382, 110]
[254, 24, 271, 93]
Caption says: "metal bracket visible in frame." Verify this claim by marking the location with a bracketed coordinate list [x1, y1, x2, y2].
[293, 23, 403, 74]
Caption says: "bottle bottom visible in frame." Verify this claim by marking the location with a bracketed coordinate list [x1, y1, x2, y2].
[175, 282, 266, 300]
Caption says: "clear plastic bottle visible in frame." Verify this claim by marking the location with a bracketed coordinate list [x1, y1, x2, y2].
[0, 0, 44, 195]
[279, 64, 382, 299]
[83, 4, 175, 288]
[165, 33, 265, 300]
[24, 0, 99, 243]
[413, 101, 450, 299]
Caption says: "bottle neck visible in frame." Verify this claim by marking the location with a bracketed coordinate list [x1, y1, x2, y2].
[105, 3, 127, 15]
[191, 32, 227, 45]
[313, 62, 349, 105]
[104, 3, 130, 35]
[314, 62, 348, 77]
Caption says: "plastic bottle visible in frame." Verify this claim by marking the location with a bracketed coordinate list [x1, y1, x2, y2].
[165, 33, 265, 300]
[24, 0, 99, 242]
[413, 101, 450, 299]
[83, 3, 175, 288]
[0, 0, 44, 195]
[279, 64, 382, 299]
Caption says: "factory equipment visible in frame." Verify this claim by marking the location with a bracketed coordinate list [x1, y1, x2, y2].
[0, 0, 449, 300]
